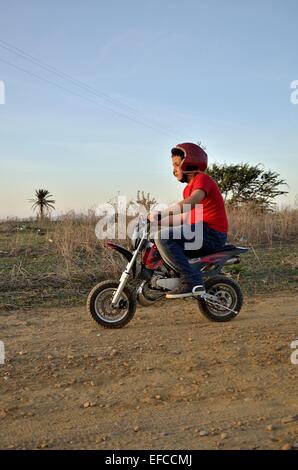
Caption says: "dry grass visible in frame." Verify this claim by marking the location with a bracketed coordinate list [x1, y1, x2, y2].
[1, 205, 298, 276]
[227, 204, 298, 246]
[0, 204, 297, 310]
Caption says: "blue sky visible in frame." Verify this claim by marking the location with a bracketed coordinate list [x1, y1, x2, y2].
[0, 0, 297, 218]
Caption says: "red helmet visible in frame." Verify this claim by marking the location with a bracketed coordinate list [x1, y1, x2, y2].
[172, 142, 208, 172]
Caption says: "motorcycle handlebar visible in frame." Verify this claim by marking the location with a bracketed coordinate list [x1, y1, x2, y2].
[146, 213, 162, 236]
[146, 212, 162, 225]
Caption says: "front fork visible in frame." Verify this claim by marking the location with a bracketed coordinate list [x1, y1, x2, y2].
[111, 236, 146, 307]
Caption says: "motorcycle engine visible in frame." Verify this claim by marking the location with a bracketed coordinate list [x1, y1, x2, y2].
[150, 267, 180, 291]
[150, 272, 166, 289]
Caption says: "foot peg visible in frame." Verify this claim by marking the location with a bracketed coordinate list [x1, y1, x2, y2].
[192, 285, 206, 297]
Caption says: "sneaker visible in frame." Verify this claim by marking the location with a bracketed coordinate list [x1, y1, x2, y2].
[166, 281, 205, 299]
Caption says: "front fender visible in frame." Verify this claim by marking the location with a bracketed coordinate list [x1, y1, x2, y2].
[106, 242, 137, 278]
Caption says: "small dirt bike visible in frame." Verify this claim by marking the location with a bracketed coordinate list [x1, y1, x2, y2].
[87, 216, 249, 328]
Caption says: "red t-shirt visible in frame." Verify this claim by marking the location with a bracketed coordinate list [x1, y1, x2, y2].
[183, 172, 228, 233]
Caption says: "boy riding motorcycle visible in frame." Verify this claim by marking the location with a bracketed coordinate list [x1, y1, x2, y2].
[148, 142, 228, 299]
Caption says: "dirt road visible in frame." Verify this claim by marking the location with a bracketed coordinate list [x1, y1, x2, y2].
[0, 292, 297, 450]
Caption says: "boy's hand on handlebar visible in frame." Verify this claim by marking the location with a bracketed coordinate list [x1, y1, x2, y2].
[147, 212, 161, 223]
[147, 212, 157, 223]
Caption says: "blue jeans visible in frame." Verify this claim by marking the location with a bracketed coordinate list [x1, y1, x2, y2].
[155, 222, 227, 286]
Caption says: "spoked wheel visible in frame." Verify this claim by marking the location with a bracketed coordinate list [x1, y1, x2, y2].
[198, 275, 243, 322]
[87, 280, 136, 328]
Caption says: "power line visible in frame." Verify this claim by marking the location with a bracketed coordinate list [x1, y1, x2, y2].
[0, 39, 143, 116]
[0, 38, 177, 137]
[0, 56, 177, 137]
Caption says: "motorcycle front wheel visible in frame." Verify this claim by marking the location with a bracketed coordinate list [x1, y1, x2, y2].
[87, 280, 137, 329]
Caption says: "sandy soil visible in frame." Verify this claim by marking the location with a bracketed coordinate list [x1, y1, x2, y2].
[0, 292, 297, 450]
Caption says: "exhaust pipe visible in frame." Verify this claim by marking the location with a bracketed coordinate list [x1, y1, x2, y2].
[225, 257, 240, 265]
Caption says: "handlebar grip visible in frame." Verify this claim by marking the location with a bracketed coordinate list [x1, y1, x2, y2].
[146, 212, 162, 228]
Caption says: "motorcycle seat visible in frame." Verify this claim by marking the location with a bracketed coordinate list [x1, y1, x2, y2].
[187, 244, 248, 259]
[213, 243, 236, 252]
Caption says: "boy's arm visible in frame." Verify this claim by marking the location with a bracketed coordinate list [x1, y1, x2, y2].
[176, 189, 206, 212]
[159, 212, 188, 227]
[148, 189, 206, 223]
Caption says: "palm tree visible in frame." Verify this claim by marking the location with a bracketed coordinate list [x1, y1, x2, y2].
[29, 189, 56, 220]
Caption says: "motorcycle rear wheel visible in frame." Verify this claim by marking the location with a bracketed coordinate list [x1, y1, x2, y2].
[198, 275, 243, 322]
